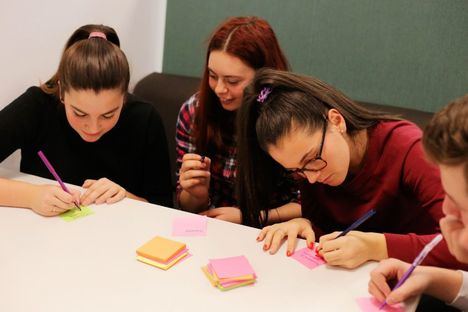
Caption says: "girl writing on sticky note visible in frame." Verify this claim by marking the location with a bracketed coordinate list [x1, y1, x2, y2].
[236, 68, 465, 271]
[176, 17, 299, 223]
[0, 24, 172, 216]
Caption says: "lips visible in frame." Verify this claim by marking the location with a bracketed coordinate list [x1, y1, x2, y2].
[220, 98, 234, 105]
[83, 131, 101, 137]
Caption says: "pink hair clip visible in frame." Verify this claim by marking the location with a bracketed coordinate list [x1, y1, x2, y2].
[257, 87, 272, 103]
[88, 31, 107, 40]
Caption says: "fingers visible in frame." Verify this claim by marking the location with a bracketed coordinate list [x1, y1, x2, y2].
[320, 236, 344, 253]
[300, 226, 316, 249]
[50, 188, 75, 211]
[200, 208, 220, 218]
[82, 179, 96, 188]
[368, 279, 387, 303]
[266, 228, 288, 254]
[81, 178, 125, 206]
[322, 249, 342, 265]
[317, 231, 340, 252]
[286, 227, 300, 256]
[257, 226, 271, 242]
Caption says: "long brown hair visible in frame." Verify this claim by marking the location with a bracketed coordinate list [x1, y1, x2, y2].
[194, 16, 289, 155]
[423, 94, 468, 184]
[41, 24, 129, 98]
[237, 68, 400, 227]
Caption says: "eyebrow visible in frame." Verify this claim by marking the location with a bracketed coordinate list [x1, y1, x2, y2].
[71, 105, 120, 116]
[207, 68, 241, 79]
[284, 145, 316, 170]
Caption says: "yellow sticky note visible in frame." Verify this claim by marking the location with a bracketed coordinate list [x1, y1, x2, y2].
[60, 205, 93, 222]
[136, 236, 186, 263]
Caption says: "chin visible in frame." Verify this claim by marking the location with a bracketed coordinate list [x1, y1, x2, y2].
[221, 104, 240, 112]
[329, 174, 346, 186]
[79, 133, 102, 143]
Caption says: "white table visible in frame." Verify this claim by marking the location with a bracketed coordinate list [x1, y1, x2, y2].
[0, 169, 417, 312]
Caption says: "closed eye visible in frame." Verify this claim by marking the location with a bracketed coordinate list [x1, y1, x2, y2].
[73, 110, 87, 118]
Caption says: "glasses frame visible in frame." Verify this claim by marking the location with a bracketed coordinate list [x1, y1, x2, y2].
[287, 121, 328, 178]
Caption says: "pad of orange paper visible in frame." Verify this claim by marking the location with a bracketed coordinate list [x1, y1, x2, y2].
[136, 236, 186, 263]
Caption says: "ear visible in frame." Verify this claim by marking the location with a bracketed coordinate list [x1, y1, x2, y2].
[327, 109, 346, 133]
[57, 80, 64, 103]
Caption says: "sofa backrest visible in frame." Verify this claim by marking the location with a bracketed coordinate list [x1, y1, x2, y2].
[133, 72, 201, 189]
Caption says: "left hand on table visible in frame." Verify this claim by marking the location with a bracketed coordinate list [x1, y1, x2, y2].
[199, 207, 242, 224]
[317, 231, 386, 269]
[81, 178, 126, 206]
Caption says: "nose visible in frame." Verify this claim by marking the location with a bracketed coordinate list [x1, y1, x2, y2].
[305, 170, 321, 184]
[442, 196, 460, 218]
[86, 118, 101, 133]
[214, 79, 228, 95]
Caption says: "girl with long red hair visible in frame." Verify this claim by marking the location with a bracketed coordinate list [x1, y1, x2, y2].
[176, 16, 299, 224]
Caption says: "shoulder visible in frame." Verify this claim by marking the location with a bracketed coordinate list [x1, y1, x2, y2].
[370, 120, 422, 150]
[121, 93, 163, 123]
[179, 93, 199, 117]
[1, 86, 57, 115]
[177, 93, 199, 125]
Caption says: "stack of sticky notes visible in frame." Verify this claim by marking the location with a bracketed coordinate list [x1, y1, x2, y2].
[202, 255, 257, 291]
[136, 236, 189, 270]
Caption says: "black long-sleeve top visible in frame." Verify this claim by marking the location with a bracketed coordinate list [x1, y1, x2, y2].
[0, 87, 172, 207]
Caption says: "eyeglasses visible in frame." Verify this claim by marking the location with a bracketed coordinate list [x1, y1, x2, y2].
[287, 121, 328, 179]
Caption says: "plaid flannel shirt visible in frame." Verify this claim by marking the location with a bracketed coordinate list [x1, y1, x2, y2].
[176, 94, 299, 209]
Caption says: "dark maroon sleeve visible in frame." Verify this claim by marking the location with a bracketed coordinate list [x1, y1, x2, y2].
[385, 142, 468, 270]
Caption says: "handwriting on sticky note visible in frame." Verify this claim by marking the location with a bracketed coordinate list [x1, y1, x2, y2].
[291, 247, 325, 269]
[172, 216, 207, 236]
[356, 297, 405, 312]
[60, 205, 93, 222]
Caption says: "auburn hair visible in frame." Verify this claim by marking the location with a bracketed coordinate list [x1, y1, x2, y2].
[193, 16, 289, 155]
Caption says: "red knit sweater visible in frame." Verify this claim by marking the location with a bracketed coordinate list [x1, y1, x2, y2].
[300, 120, 466, 269]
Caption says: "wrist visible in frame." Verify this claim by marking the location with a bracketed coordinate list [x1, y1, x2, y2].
[365, 232, 388, 261]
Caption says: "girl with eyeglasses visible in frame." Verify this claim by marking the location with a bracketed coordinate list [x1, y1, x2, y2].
[236, 68, 466, 271]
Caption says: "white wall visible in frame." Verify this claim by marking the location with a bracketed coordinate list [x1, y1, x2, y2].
[0, 0, 167, 169]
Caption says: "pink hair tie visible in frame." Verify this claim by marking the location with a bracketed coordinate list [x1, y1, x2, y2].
[88, 31, 107, 40]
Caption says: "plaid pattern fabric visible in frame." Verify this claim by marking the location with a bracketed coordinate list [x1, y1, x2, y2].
[176, 93, 299, 209]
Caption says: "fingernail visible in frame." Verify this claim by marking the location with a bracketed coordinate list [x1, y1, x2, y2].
[263, 244, 268, 250]
[308, 242, 314, 249]
[286, 251, 293, 257]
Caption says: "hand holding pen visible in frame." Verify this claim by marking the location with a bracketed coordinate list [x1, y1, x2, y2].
[377, 234, 444, 310]
[179, 153, 211, 201]
[316, 210, 379, 269]
[37, 150, 81, 215]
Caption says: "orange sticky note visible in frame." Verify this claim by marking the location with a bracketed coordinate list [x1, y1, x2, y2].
[136, 236, 186, 263]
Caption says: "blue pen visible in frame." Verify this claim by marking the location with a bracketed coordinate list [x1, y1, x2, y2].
[316, 209, 376, 256]
[378, 234, 443, 310]
[336, 209, 376, 238]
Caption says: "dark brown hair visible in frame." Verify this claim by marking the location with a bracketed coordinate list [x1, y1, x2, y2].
[237, 68, 400, 227]
[423, 94, 468, 184]
[194, 16, 289, 155]
[40, 24, 129, 97]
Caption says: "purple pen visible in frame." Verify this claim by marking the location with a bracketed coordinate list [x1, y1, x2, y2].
[378, 234, 443, 310]
[37, 150, 81, 211]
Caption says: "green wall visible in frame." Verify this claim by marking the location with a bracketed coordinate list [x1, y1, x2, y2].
[163, 0, 467, 112]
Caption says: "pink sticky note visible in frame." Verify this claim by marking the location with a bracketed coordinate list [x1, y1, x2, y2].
[172, 216, 207, 236]
[291, 247, 326, 269]
[356, 297, 405, 312]
[209, 256, 256, 279]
